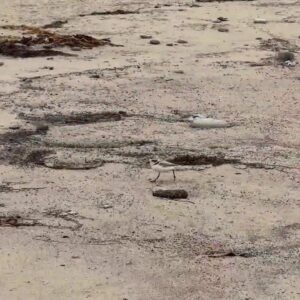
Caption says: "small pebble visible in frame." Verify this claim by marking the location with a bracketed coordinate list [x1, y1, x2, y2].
[217, 17, 228, 22]
[90, 74, 100, 79]
[140, 34, 152, 39]
[174, 70, 184, 74]
[254, 18, 268, 24]
[177, 39, 188, 44]
[149, 39, 160, 45]
[9, 125, 20, 130]
[0, 62, 4, 67]
[166, 43, 174, 46]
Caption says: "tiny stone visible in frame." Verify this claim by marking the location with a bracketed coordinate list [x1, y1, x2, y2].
[254, 18, 267, 24]
[90, 74, 100, 79]
[101, 204, 113, 209]
[140, 34, 152, 39]
[166, 43, 174, 46]
[0, 62, 4, 67]
[174, 70, 184, 74]
[9, 125, 20, 130]
[284, 19, 295, 23]
[217, 17, 228, 22]
[149, 39, 160, 45]
[177, 39, 188, 44]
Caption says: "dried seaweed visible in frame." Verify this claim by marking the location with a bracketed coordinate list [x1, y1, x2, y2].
[0, 215, 38, 227]
[43, 20, 68, 29]
[80, 9, 139, 17]
[0, 25, 117, 58]
[0, 43, 74, 58]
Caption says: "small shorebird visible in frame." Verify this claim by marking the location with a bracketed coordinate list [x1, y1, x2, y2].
[149, 158, 180, 182]
[187, 114, 231, 129]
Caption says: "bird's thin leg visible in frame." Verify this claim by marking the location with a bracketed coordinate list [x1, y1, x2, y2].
[150, 172, 160, 183]
[173, 170, 176, 181]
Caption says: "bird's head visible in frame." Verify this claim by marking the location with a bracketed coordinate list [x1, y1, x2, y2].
[186, 114, 205, 122]
[149, 157, 159, 167]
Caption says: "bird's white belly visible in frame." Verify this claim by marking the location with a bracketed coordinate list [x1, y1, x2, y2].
[152, 165, 175, 172]
[191, 118, 228, 128]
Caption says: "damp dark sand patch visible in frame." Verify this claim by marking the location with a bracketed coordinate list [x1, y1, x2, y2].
[23, 149, 55, 165]
[134, 233, 259, 259]
[134, 233, 285, 260]
[0, 215, 38, 227]
[169, 154, 274, 169]
[259, 38, 299, 52]
[0, 182, 46, 193]
[0, 25, 118, 58]
[0, 129, 37, 144]
[169, 154, 239, 166]
[2, 147, 55, 166]
[7, 146, 104, 169]
[19, 111, 127, 125]
[0, 126, 53, 165]
[273, 223, 300, 239]
[44, 139, 154, 149]
[42, 20, 68, 29]
[0, 214, 82, 230]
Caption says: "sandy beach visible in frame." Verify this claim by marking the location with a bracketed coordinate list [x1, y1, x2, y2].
[0, 0, 299, 299]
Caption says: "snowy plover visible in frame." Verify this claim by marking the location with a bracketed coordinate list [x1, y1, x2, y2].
[149, 157, 210, 182]
[149, 156, 194, 182]
[149, 158, 178, 182]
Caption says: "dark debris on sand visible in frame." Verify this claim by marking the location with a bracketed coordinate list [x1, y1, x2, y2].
[0, 25, 118, 58]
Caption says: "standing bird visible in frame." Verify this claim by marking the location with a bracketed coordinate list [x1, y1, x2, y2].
[149, 158, 179, 182]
